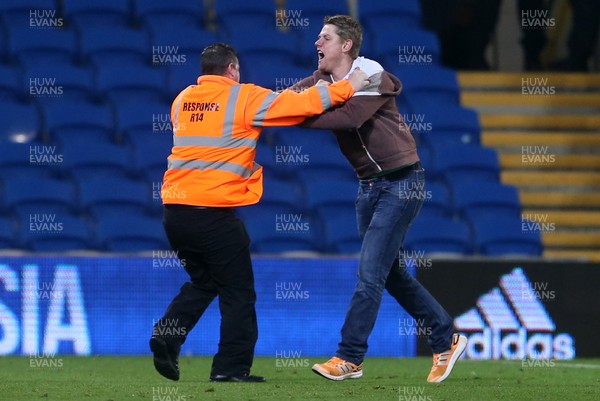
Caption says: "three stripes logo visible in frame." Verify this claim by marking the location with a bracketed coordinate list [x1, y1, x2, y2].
[455, 268, 575, 360]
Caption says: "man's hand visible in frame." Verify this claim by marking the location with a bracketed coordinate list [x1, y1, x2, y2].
[347, 68, 370, 92]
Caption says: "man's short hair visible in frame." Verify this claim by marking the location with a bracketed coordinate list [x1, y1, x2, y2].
[323, 15, 363, 59]
[201, 43, 239, 75]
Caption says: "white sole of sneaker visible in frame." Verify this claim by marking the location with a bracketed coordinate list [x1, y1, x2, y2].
[429, 334, 468, 383]
[311, 365, 363, 381]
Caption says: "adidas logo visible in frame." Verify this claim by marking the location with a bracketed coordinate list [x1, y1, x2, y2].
[455, 267, 575, 360]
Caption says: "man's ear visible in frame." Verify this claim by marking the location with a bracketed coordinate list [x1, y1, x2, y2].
[343, 39, 353, 53]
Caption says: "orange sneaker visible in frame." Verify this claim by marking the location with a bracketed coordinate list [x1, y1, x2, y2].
[427, 333, 467, 383]
[312, 356, 363, 381]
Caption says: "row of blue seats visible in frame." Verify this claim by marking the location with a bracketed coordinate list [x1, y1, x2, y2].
[0, 206, 542, 256]
[0, 167, 516, 222]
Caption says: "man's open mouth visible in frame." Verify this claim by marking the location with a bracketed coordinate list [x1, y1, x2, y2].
[317, 50, 324, 61]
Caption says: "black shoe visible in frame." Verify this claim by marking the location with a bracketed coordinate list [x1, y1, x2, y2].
[209, 374, 266, 383]
[149, 336, 180, 381]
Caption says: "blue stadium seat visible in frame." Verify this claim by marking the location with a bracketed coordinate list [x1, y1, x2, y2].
[260, 173, 304, 211]
[0, 100, 41, 143]
[0, 1, 59, 31]
[0, 64, 22, 100]
[0, 142, 59, 184]
[129, 132, 171, 178]
[472, 216, 543, 257]
[359, 0, 422, 29]
[63, 0, 132, 28]
[77, 176, 151, 218]
[255, 142, 278, 173]
[318, 204, 361, 254]
[375, 28, 441, 71]
[8, 27, 77, 65]
[166, 52, 200, 99]
[115, 99, 171, 138]
[149, 25, 220, 60]
[241, 54, 312, 91]
[134, 0, 204, 26]
[19, 212, 94, 252]
[404, 215, 473, 255]
[452, 182, 522, 223]
[396, 65, 460, 108]
[95, 213, 169, 252]
[96, 63, 167, 104]
[228, 27, 300, 64]
[302, 175, 357, 211]
[2, 176, 76, 215]
[80, 26, 150, 66]
[59, 141, 131, 180]
[418, 181, 453, 218]
[431, 144, 500, 185]
[216, 0, 277, 32]
[417, 106, 480, 145]
[41, 100, 115, 144]
[23, 62, 95, 102]
[0, 215, 18, 249]
[241, 204, 322, 254]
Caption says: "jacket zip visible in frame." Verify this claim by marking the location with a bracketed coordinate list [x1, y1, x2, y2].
[355, 128, 382, 172]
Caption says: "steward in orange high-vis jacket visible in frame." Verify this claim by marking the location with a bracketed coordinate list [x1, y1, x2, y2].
[162, 52, 366, 207]
[150, 43, 369, 385]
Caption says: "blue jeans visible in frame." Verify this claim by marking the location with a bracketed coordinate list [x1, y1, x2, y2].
[335, 165, 454, 364]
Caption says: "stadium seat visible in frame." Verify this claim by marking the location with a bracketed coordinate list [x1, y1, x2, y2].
[431, 144, 500, 184]
[2, 176, 76, 215]
[7, 27, 77, 65]
[404, 215, 473, 255]
[317, 204, 361, 254]
[241, 204, 322, 254]
[359, 0, 422, 30]
[77, 176, 152, 218]
[41, 100, 115, 144]
[302, 175, 357, 211]
[418, 181, 453, 218]
[80, 26, 150, 66]
[452, 181, 522, 223]
[58, 141, 131, 180]
[0, 141, 58, 185]
[63, 0, 132, 28]
[148, 25, 220, 63]
[114, 99, 171, 138]
[95, 63, 167, 104]
[134, 0, 204, 27]
[215, 0, 277, 32]
[387, 29, 441, 71]
[129, 132, 171, 178]
[396, 65, 460, 108]
[259, 173, 304, 211]
[418, 105, 480, 146]
[228, 27, 301, 64]
[19, 212, 95, 252]
[95, 213, 169, 252]
[241, 54, 312, 91]
[23, 62, 95, 102]
[0, 64, 22, 100]
[472, 216, 543, 257]
[0, 216, 18, 249]
[166, 52, 200, 99]
[0, 100, 41, 143]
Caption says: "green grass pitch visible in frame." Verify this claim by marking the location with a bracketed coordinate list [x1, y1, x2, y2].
[1, 356, 598, 401]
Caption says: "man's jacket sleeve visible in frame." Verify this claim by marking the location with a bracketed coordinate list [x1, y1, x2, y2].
[244, 79, 354, 128]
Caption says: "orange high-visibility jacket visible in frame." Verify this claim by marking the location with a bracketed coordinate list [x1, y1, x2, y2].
[162, 75, 355, 207]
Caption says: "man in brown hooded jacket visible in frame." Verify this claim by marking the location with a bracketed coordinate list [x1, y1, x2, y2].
[290, 15, 468, 383]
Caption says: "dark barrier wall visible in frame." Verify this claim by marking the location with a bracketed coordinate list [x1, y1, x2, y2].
[416, 260, 600, 359]
[0, 256, 415, 357]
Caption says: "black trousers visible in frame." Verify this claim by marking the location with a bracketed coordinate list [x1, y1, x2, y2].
[156, 205, 258, 377]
